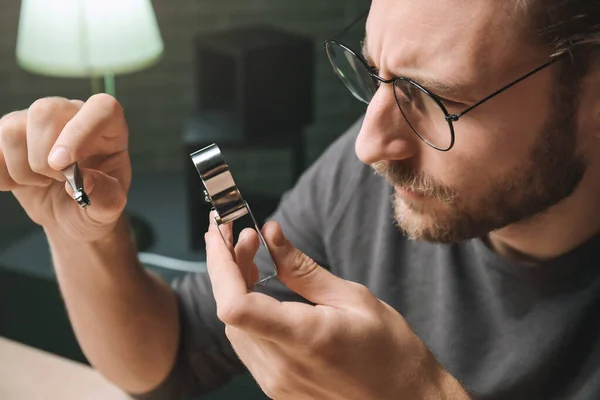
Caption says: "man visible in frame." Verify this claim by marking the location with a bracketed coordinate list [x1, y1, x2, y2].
[0, 0, 599, 398]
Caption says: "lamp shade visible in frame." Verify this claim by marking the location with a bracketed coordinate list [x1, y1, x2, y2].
[16, 0, 164, 78]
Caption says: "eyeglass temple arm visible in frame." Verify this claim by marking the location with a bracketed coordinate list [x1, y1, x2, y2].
[446, 55, 566, 122]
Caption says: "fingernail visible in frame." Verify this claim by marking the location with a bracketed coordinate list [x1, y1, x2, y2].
[49, 146, 72, 169]
[239, 230, 249, 243]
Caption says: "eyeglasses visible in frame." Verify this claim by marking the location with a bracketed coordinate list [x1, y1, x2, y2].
[324, 39, 567, 151]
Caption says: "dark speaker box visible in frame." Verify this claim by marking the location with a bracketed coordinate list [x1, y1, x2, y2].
[194, 25, 314, 140]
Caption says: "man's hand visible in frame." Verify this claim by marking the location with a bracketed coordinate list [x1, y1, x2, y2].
[0, 95, 130, 242]
[0, 96, 181, 394]
[205, 217, 469, 400]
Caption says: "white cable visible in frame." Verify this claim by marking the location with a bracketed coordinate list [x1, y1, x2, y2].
[138, 252, 206, 273]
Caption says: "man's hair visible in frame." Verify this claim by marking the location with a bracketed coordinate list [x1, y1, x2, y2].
[520, 0, 600, 56]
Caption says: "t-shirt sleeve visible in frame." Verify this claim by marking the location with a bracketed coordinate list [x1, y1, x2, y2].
[130, 117, 364, 399]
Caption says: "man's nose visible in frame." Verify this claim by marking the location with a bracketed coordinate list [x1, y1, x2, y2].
[355, 86, 419, 166]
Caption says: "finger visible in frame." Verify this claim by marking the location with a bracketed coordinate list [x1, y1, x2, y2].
[69, 99, 85, 108]
[249, 261, 259, 288]
[223, 222, 234, 247]
[235, 228, 260, 287]
[63, 167, 127, 225]
[210, 209, 234, 249]
[206, 217, 251, 299]
[0, 110, 52, 187]
[0, 112, 20, 191]
[262, 221, 357, 307]
[208, 211, 235, 260]
[48, 93, 128, 171]
[0, 145, 18, 191]
[206, 220, 315, 341]
[27, 97, 83, 181]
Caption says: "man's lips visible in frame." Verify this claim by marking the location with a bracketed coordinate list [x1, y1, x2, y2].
[395, 186, 426, 201]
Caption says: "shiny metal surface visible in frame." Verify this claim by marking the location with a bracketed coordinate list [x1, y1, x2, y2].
[191, 144, 248, 224]
[190, 143, 278, 287]
[61, 163, 90, 209]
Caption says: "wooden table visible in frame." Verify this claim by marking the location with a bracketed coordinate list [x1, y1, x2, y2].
[0, 336, 131, 399]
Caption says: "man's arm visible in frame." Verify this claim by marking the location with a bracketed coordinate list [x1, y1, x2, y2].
[1, 96, 256, 399]
[128, 118, 369, 398]
[0, 96, 190, 396]
[44, 215, 181, 395]
[42, 113, 367, 399]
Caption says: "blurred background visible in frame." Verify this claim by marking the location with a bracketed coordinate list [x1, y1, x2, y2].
[0, 0, 368, 398]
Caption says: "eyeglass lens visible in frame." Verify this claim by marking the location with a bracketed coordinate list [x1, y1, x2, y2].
[325, 41, 453, 150]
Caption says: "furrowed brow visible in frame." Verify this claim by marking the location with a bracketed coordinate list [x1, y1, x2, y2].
[361, 35, 467, 99]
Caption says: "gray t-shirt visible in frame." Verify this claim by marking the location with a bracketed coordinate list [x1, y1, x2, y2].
[136, 117, 600, 400]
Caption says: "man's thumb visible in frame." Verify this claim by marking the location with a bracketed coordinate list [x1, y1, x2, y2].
[262, 221, 350, 306]
[65, 168, 127, 225]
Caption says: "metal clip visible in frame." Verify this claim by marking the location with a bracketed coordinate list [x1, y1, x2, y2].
[191, 144, 278, 287]
[61, 163, 90, 209]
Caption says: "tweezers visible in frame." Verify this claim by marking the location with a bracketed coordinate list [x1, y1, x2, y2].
[61, 163, 91, 209]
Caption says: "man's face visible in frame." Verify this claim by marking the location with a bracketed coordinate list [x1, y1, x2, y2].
[356, 0, 587, 243]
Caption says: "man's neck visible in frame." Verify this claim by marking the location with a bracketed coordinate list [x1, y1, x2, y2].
[487, 173, 600, 265]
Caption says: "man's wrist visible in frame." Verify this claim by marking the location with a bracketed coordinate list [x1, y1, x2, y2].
[434, 368, 471, 399]
[400, 340, 470, 400]
[44, 213, 146, 288]
[43, 213, 129, 246]
[421, 356, 470, 400]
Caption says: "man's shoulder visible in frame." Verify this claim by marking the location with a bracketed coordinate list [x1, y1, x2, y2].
[304, 116, 380, 215]
[311, 116, 365, 176]
[269, 115, 385, 265]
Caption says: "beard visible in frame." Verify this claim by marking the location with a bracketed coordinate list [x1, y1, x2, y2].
[373, 63, 587, 244]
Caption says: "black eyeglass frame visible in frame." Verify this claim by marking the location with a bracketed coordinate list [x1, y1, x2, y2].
[324, 39, 568, 151]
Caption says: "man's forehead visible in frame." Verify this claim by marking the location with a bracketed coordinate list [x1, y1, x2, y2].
[365, 0, 541, 98]
[360, 39, 471, 99]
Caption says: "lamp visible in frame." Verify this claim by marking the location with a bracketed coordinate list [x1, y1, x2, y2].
[16, 0, 164, 97]
[15, 0, 165, 250]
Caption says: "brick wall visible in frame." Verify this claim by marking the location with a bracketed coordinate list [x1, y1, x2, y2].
[0, 0, 368, 195]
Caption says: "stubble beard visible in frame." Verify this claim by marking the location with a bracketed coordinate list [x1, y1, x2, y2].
[374, 64, 587, 244]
